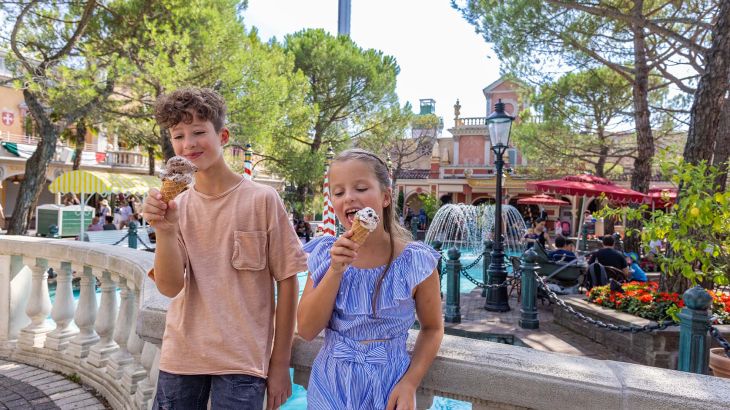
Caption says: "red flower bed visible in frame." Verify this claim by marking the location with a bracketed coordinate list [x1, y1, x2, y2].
[587, 281, 730, 324]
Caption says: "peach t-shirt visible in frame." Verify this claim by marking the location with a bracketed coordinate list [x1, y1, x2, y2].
[158, 178, 307, 377]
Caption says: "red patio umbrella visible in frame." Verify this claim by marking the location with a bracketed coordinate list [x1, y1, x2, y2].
[527, 174, 647, 245]
[527, 177, 646, 205]
[648, 187, 677, 209]
[516, 194, 570, 206]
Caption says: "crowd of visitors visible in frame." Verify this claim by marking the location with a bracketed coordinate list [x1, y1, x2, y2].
[84, 194, 145, 232]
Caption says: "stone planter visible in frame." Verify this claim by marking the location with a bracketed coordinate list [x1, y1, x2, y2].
[710, 348, 730, 378]
[553, 295, 730, 369]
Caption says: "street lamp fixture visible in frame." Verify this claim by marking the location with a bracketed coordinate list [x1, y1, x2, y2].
[485, 99, 515, 312]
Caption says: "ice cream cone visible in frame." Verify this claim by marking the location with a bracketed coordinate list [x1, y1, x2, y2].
[160, 179, 189, 203]
[350, 218, 371, 245]
[350, 207, 380, 245]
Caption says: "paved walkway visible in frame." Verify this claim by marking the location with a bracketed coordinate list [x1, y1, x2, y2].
[0, 360, 107, 410]
[443, 288, 637, 363]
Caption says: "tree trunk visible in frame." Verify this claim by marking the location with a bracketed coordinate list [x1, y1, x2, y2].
[160, 128, 175, 161]
[713, 98, 730, 191]
[7, 90, 60, 235]
[630, 4, 654, 195]
[72, 119, 86, 170]
[147, 145, 156, 176]
[595, 144, 608, 178]
[626, 3, 654, 254]
[683, 0, 730, 166]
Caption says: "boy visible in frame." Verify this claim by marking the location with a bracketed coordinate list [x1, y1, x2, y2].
[142, 87, 306, 409]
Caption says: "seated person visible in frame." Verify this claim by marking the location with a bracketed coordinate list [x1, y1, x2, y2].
[588, 235, 629, 279]
[87, 216, 103, 232]
[549, 236, 576, 262]
[102, 215, 117, 230]
[523, 227, 539, 249]
[624, 252, 647, 282]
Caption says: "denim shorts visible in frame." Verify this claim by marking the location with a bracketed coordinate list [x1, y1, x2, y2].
[154, 370, 266, 410]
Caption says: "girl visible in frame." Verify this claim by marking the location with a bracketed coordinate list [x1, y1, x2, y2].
[297, 149, 443, 410]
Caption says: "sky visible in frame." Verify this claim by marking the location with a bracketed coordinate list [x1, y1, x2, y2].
[242, 0, 502, 124]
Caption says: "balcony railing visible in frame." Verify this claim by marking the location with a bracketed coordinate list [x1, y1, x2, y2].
[3, 236, 730, 409]
[455, 117, 487, 127]
[106, 151, 149, 168]
[0, 131, 41, 146]
[0, 132, 149, 169]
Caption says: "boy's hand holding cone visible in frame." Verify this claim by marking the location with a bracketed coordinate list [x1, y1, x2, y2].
[159, 156, 197, 203]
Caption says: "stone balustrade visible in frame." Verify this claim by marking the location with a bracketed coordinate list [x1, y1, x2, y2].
[454, 117, 488, 127]
[0, 236, 157, 410]
[106, 150, 149, 168]
[3, 235, 730, 409]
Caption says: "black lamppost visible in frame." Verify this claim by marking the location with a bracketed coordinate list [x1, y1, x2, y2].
[485, 99, 515, 312]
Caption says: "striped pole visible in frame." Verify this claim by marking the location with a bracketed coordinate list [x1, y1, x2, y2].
[243, 143, 253, 180]
[322, 146, 336, 236]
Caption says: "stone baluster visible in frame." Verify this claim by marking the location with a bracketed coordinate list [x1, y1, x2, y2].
[18, 257, 52, 349]
[107, 277, 135, 378]
[122, 288, 146, 394]
[45, 261, 78, 351]
[87, 270, 119, 367]
[135, 342, 159, 408]
[3, 255, 31, 341]
[68, 265, 99, 358]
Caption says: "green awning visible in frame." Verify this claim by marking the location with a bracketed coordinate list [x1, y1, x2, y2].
[1, 142, 35, 158]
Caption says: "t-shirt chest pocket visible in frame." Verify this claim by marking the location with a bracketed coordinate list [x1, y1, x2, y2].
[231, 231, 267, 271]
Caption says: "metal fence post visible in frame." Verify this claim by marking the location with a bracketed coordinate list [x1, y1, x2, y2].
[481, 240, 493, 297]
[519, 248, 539, 329]
[411, 217, 419, 240]
[677, 285, 712, 374]
[432, 240, 443, 299]
[128, 221, 138, 249]
[444, 247, 461, 323]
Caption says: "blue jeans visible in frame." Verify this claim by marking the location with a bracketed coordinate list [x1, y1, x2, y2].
[154, 370, 266, 410]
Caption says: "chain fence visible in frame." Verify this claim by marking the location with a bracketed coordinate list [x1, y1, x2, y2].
[435, 248, 515, 289]
[533, 273, 677, 333]
[710, 326, 730, 358]
[137, 235, 153, 250]
[112, 233, 130, 246]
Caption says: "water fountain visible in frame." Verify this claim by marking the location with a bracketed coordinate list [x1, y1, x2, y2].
[424, 203, 528, 294]
[425, 203, 528, 256]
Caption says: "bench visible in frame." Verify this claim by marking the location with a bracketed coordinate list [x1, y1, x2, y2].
[82, 227, 155, 251]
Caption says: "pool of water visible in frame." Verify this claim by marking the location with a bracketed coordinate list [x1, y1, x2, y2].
[280, 368, 471, 409]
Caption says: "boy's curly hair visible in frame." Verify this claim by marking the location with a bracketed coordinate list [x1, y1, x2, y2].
[154, 87, 227, 132]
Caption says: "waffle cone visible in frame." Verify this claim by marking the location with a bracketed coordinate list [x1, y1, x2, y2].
[160, 180, 188, 203]
[350, 218, 372, 245]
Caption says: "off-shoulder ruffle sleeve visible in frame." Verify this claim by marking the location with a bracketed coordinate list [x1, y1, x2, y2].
[337, 241, 441, 314]
[302, 235, 336, 287]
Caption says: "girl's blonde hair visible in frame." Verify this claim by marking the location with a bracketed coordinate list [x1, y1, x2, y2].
[331, 148, 412, 316]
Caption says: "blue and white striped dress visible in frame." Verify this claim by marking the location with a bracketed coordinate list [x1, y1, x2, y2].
[302, 236, 439, 410]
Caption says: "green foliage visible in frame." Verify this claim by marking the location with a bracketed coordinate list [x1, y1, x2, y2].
[397, 190, 405, 214]
[96, 0, 309, 157]
[66, 373, 82, 384]
[271, 28, 402, 202]
[418, 193, 440, 222]
[513, 67, 669, 177]
[597, 159, 730, 285]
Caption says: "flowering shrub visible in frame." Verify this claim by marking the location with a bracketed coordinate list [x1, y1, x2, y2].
[587, 281, 730, 324]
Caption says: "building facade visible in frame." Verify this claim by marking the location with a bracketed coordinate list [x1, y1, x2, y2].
[398, 78, 540, 211]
